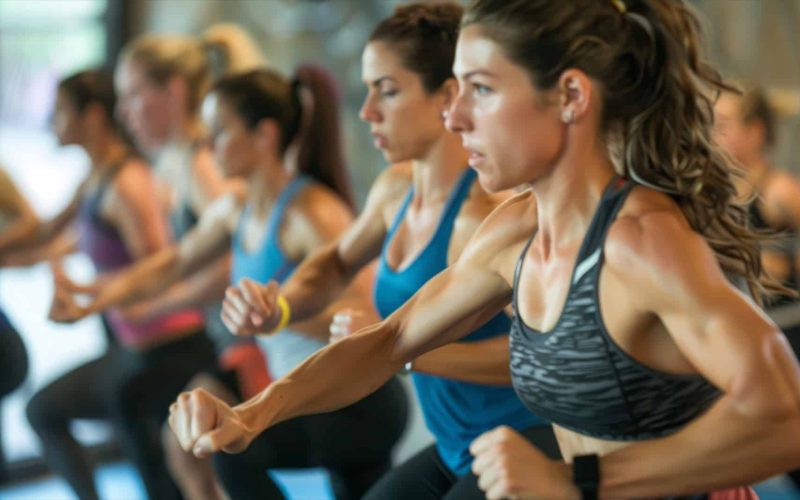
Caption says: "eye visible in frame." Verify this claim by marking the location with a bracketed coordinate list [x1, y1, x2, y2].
[472, 83, 492, 96]
[380, 88, 399, 98]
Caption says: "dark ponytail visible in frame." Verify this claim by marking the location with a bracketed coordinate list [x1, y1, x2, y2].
[211, 66, 354, 209]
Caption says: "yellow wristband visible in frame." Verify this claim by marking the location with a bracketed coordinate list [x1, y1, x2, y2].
[269, 295, 291, 333]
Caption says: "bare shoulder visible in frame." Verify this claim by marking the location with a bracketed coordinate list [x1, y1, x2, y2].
[459, 189, 538, 262]
[111, 157, 156, 198]
[294, 182, 354, 229]
[366, 162, 414, 206]
[763, 168, 800, 205]
[605, 186, 719, 291]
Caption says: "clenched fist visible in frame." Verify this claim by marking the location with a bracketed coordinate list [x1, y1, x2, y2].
[168, 388, 258, 458]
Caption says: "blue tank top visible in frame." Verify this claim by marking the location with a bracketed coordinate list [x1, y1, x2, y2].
[509, 177, 720, 441]
[231, 176, 326, 378]
[374, 168, 542, 476]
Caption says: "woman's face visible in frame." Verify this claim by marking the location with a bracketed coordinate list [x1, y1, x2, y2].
[447, 25, 564, 192]
[52, 90, 84, 146]
[359, 41, 449, 164]
[713, 92, 762, 167]
[203, 93, 259, 179]
[115, 59, 173, 153]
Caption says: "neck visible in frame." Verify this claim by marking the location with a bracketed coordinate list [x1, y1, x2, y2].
[83, 129, 128, 174]
[247, 158, 293, 216]
[168, 115, 204, 147]
[410, 131, 470, 206]
[530, 129, 615, 258]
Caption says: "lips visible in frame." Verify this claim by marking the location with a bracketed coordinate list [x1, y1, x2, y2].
[371, 132, 388, 150]
[463, 144, 486, 168]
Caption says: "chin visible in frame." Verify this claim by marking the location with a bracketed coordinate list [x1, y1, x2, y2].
[474, 168, 505, 193]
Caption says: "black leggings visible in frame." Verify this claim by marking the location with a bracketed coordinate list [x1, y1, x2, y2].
[213, 376, 409, 500]
[362, 424, 560, 500]
[26, 331, 216, 500]
[0, 323, 29, 481]
[784, 324, 800, 491]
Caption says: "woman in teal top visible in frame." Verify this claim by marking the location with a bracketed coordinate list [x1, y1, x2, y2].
[54, 66, 406, 500]
[204, 4, 557, 499]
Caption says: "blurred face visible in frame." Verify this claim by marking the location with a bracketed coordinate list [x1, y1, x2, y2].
[115, 59, 173, 153]
[202, 93, 259, 179]
[359, 41, 448, 163]
[447, 25, 563, 192]
[52, 90, 84, 146]
[713, 92, 761, 166]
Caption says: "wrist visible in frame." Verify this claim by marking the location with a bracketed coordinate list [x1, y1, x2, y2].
[266, 295, 291, 334]
[572, 454, 600, 500]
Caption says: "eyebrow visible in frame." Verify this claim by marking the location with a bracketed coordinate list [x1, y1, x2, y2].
[365, 76, 397, 87]
[458, 69, 496, 80]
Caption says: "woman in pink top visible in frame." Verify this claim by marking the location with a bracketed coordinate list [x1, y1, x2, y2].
[0, 69, 216, 500]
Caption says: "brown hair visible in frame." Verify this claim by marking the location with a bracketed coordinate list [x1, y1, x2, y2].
[728, 83, 776, 150]
[211, 66, 354, 209]
[119, 25, 267, 115]
[368, 2, 463, 93]
[463, 0, 784, 300]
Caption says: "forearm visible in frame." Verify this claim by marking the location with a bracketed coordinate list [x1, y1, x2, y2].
[412, 335, 511, 385]
[84, 249, 181, 314]
[281, 244, 358, 323]
[0, 214, 39, 253]
[597, 397, 800, 498]
[0, 232, 76, 267]
[235, 320, 405, 432]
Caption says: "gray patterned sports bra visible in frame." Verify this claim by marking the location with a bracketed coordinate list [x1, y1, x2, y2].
[509, 177, 721, 441]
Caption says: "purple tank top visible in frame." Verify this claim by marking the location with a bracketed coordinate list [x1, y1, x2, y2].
[76, 163, 203, 347]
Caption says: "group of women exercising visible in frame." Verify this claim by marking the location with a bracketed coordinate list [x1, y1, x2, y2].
[1, 1, 799, 499]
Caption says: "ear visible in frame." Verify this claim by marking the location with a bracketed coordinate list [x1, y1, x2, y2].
[83, 102, 107, 131]
[556, 69, 593, 124]
[746, 119, 767, 149]
[254, 118, 281, 156]
[436, 78, 459, 118]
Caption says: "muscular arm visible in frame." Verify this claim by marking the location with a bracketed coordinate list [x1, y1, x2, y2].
[173, 193, 535, 456]
[596, 211, 800, 498]
[412, 333, 512, 385]
[279, 171, 401, 323]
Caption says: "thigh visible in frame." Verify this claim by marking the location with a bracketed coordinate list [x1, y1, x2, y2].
[363, 444, 454, 500]
[302, 377, 409, 467]
[0, 326, 28, 396]
[28, 352, 117, 421]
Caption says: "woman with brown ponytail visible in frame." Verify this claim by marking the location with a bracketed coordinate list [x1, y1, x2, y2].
[171, 1, 800, 498]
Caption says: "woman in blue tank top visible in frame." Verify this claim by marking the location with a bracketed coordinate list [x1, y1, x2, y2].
[173, 1, 800, 499]
[197, 4, 555, 499]
[56, 66, 406, 500]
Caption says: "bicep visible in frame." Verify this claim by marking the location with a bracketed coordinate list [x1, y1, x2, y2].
[631, 227, 799, 414]
[390, 256, 512, 359]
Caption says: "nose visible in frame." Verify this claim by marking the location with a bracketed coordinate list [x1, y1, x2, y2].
[445, 90, 470, 134]
[359, 93, 380, 123]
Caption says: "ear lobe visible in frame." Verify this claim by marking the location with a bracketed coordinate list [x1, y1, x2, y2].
[439, 78, 459, 113]
[559, 70, 591, 122]
[255, 119, 281, 154]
